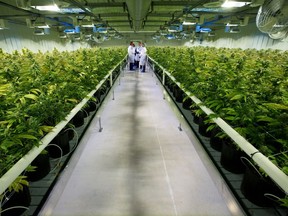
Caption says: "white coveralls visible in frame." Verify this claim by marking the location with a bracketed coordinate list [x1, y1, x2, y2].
[127, 45, 135, 70]
[139, 46, 147, 72]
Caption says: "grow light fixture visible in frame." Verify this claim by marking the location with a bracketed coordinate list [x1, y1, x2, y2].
[168, 25, 183, 32]
[34, 28, 50, 35]
[222, 1, 251, 8]
[226, 23, 239, 27]
[61, 5, 91, 14]
[225, 23, 241, 33]
[64, 28, 76, 34]
[165, 34, 175, 39]
[36, 24, 50, 28]
[31, 4, 60, 11]
[79, 20, 94, 28]
[26, 18, 50, 28]
[183, 21, 196, 25]
[200, 28, 212, 33]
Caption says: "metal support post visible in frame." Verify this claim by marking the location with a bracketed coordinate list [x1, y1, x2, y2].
[110, 73, 113, 87]
[99, 116, 103, 132]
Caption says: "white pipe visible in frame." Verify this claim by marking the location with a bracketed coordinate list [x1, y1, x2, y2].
[149, 56, 288, 194]
[0, 57, 126, 195]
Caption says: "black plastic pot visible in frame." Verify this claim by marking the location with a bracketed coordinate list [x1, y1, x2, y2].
[173, 85, 184, 103]
[100, 82, 108, 96]
[1, 185, 31, 216]
[82, 106, 90, 118]
[27, 153, 51, 182]
[209, 127, 223, 151]
[166, 82, 173, 92]
[72, 110, 85, 127]
[220, 139, 245, 174]
[240, 158, 285, 207]
[66, 127, 75, 141]
[87, 100, 97, 112]
[198, 116, 212, 137]
[182, 97, 192, 110]
[47, 130, 70, 158]
[193, 114, 200, 124]
[93, 91, 101, 103]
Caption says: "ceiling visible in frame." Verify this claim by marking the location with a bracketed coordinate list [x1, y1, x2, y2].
[0, 0, 282, 41]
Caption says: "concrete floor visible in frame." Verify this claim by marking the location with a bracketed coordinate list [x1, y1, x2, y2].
[39, 66, 245, 216]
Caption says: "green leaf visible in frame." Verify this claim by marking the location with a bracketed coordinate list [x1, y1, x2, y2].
[39, 125, 54, 133]
[24, 93, 38, 101]
[0, 84, 10, 96]
[14, 134, 39, 140]
[8, 175, 29, 192]
[66, 98, 78, 103]
[30, 88, 42, 95]
[264, 103, 288, 111]
[230, 94, 243, 101]
[0, 120, 9, 125]
[256, 115, 275, 123]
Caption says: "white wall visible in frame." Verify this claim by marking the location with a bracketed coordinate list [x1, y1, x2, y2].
[1, 21, 288, 52]
[0, 22, 91, 53]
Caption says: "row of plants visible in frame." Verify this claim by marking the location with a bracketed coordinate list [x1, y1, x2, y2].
[0, 47, 126, 180]
[149, 46, 288, 208]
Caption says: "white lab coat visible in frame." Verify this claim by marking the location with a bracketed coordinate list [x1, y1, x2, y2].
[135, 46, 141, 62]
[127, 45, 135, 63]
[139, 47, 147, 66]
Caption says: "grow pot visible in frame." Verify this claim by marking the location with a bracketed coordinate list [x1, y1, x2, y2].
[87, 100, 97, 112]
[1, 185, 31, 216]
[26, 152, 51, 182]
[173, 85, 184, 103]
[182, 97, 192, 110]
[82, 108, 90, 118]
[72, 110, 85, 127]
[65, 126, 75, 141]
[209, 127, 223, 151]
[93, 91, 101, 103]
[198, 116, 212, 137]
[100, 82, 108, 96]
[47, 130, 70, 158]
[168, 82, 176, 92]
[240, 157, 285, 207]
[165, 79, 173, 91]
[220, 139, 245, 174]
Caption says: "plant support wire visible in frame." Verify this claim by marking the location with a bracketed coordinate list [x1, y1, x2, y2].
[149, 56, 288, 195]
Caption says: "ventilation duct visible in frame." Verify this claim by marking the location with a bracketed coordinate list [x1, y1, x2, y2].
[125, 0, 152, 31]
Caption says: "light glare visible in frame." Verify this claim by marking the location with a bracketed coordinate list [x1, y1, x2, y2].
[222, 1, 250, 8]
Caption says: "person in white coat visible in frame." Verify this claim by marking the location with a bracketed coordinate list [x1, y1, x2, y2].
[139, 43, 147, 72]
[127, 41, 135, 70]
[134, 42, 142, 69]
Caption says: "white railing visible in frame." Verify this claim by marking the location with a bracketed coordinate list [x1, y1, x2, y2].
[149, 56, 288, 195]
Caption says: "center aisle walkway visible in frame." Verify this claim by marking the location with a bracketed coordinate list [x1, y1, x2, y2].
[40, 65, 245, 216]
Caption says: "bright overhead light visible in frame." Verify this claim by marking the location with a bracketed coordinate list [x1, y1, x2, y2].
[81, 24, 94, 28]
[182, 21, 196, 25]
[222, 1, 251, 8]
[36, 24, 50, 28]
[226, 23, 239, 26]
[31, 4, 60, 11]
